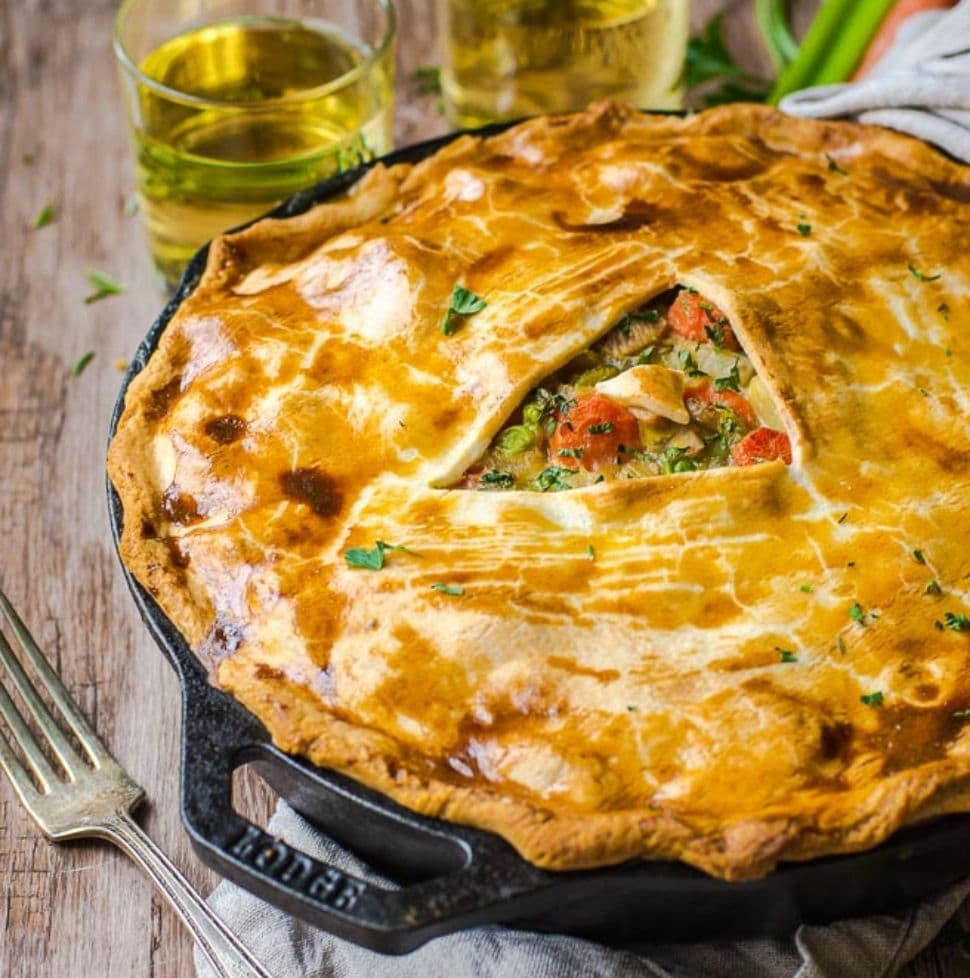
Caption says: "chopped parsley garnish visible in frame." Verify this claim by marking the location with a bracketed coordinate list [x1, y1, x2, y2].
[441, 284, 486, 335]
[918, 387, 930, 398]
[431, 582, 464, 597]
[586, 544, 596, 560]
[557, 447, 584, 459]
[925, 580, 942, 596]
[826, 154, 848, 175]
[953, 709, 970, 720]
[677, 349, 705, 378]
[943, 612, 969, 632]
[848, 603, 865, 624]
[800, 583, 813, 593]
[71, 351, 95, 377]
[713, 361, 741, 393]
[588, 422, 614, 435]
[636, 346, 656, 365]
[32, 199, 56, 229]
[860, 691, 884, 708]
[913, 549, 926, 565]
[659, 445, 698, 474]
[908, 264, 941, 283]
[837, 635, 847, 654]
[535, 466, 575, 492]
[796, 222, 811, 236]
[344, 540, 415, 570]
[776, 648, 798, 663]
[705, 323, 725, 347]
[84, 268, 124, 304]
[481, 470, 514, 489]
[413, 65, 442, 95]
[617, 307, 661, 334]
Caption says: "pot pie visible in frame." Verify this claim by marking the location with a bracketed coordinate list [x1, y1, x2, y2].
[109, 102, 970, 881]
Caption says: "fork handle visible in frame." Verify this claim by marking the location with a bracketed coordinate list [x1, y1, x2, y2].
[96, 810, 274, 978]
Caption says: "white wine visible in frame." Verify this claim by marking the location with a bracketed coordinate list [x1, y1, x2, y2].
[132, 17, 393, 286]
[439, 0, 689, 128]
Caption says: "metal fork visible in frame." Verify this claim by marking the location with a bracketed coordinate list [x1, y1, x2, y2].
[0, 588, 273, 978]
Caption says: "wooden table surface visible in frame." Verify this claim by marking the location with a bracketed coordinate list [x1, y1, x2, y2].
[1, 1, 966, 975]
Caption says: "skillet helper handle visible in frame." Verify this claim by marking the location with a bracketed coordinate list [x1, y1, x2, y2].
[99, 809, 273, 978]
[177, 671, 547, 953]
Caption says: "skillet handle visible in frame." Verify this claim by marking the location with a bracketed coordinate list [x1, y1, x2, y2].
[176, 667, 550, 955]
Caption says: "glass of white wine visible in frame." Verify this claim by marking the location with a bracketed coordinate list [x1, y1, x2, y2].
[114, 0, 395, 289]
[437, 0, 689, 129]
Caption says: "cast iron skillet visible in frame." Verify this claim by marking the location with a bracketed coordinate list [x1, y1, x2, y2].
[108, 126, 970, 955]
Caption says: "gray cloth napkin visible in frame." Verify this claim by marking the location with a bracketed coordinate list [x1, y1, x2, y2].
[196, 801, 970, 978]
[780, 1, 970, 162]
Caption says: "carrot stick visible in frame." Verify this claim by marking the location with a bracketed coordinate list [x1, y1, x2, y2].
[810, 0, 898, 85]
[853, 0, 956, 79]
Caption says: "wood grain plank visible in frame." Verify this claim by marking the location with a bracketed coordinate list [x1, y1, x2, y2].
[0, 1, 962, 976]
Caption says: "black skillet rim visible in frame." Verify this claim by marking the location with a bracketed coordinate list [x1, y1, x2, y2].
[106, 120, 970, 955]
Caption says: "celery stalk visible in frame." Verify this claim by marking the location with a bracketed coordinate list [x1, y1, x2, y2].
[811, 0, 896, 84]
[768, 0, 856, 103]
[755, 0, 799, 70]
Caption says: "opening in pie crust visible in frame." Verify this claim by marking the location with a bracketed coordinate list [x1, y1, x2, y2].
[454, 288, 791, 491]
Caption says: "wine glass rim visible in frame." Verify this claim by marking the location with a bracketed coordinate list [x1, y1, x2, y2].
[112, 0, 396, 110]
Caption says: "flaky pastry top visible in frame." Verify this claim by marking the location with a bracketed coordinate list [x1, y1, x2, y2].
[109, 103, 970, 879]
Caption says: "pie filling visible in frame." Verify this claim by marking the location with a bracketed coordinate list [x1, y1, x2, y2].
[456, 288, 792, 492]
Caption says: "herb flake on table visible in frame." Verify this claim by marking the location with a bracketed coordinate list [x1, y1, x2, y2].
[32, 199, 56, 229]
[84, 268, 124, 304]
[431, 582, 464, 597]
[413, 65, 442, 95]
[71, 351, 95, 377]
[441, 284, 486, 336]
[860, 691, 884, 708]
[344, 540, 415, 570]
[908, 265, 941, 283]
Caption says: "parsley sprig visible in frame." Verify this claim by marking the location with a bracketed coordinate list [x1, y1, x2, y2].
[431, 582, 464, 597]
[344, 540, 416, 571]
[441, 284, 486, 335]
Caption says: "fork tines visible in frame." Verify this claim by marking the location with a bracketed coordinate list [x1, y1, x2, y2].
[0, 587, 108, 797]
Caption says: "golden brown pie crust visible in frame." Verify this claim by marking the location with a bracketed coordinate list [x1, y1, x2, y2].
[108, 103, 970, 880]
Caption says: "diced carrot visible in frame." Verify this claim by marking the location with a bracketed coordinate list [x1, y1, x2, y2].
[548, 393, 640, 471]
[668, 290, 739, 350]
[731, 428, 792, 466]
